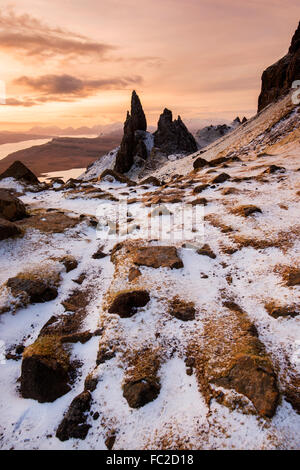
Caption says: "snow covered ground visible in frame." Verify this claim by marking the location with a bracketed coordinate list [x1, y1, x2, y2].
[0, 92, 299, 450]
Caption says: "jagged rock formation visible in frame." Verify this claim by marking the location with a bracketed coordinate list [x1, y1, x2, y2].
[114, 93, 197, 174]
[258, 21, 300, 111]
[114, 91, 148, 174]
[131, 90, 147, 132]
[153, 108, 197, 156]
[114, 112, 135, 173]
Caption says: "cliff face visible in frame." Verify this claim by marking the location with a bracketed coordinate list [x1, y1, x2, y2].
[258, 21, 300, 112]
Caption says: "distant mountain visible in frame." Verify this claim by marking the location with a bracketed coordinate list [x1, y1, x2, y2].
[194, 116, 247, 149]
[26, 122, 123, 137]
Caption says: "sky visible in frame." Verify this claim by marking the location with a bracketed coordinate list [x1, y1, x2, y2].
[0, 0, 299, 131]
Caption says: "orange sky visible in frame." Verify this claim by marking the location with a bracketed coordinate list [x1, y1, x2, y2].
[0, 0, 299, 131]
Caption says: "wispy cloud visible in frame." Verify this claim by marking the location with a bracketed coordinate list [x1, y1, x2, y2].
[0, 9, 116, 60]
[9, 73, 143, 105]
[5, 97, 37, 107]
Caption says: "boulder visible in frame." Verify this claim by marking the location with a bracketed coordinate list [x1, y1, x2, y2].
[7, 275, 59, 304]
[0, 160, 39, 184]
[191, 198, 208, 206]
[6, 264, 61, 312]
[211, 173, 230, 184]
[99, 169, 136, 186]
[153, 108, 197, 156]
[140, 176, 161, 186]
[56, 391, 92, 441]
[20, 336, 71, 402]
[258, 21, 300, 111]
[133, 246, 183, 269]
[263, 164, 286, 174]
[0, 189, 27, 221]
[123, 348, 160, 408]
[108, 290, 150, 318]
[265, 303, 299, 319]
[169, 296, 196, 321]
[0, 217, 21, 240]
[193, 157, 209, 170]
[214, 354, 279, 418]
[193, 184, 209, 194]
[123, 379, 160, 409]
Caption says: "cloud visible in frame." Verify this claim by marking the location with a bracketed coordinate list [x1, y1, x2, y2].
[0, 9, 116, 60]
[4, 97, 37, 107]
[9, 73, 143, 106]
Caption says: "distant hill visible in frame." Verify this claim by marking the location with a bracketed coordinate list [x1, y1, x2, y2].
[0, 131, 122, 176]
[0, 131, 51, 145]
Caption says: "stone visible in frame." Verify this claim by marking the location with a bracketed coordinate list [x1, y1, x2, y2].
[258, 21, 300, 111]
[191, 308, 280, 418]
[108, 290, 150, 318]
[0, 217, 22, 240]
[99, 169, 136, 186]
[56, 391, 91, 441]
[20, 336, 71, 403]
[193, 184, 209, 194]
[263, 165, 286, 174]
[123, 379, 160, 409]
[285, 269, 300, 286]
[211, 173, 230, 184]
[153, 108, 197, 156]
[140, 176, 161, 186]
[92, 247, 108, 259]
[123, 348, 161, 408]
[169, 297, 196, 321]
[234, 205, 262, 217]
[133, 246, 183, 269]
[7, 276, 58, 303]
[193, 157, 209, 170]
[191, 198, 208, 206]
[0, 189, 27, 221]
[128, 267, 142, 282]
[60, 255, 78, 273]
[0, 160, 39, 184]
[197, 244, 216, 259]
[265, 303, 299, 319]
[105, 434, 116, 450]
[214, 354, 279, 418]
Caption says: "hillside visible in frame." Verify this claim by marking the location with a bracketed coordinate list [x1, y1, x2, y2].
[0, 89, 299, 449]
[0, 132, 122, 176]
